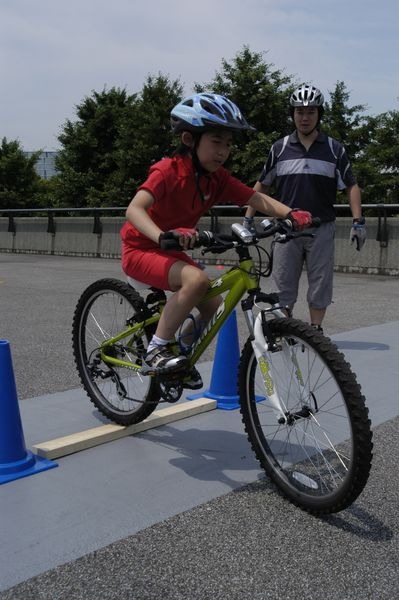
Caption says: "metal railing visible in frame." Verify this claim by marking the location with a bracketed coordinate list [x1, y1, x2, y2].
[0, 203, 398, 247]
[0, 207, 127, 236]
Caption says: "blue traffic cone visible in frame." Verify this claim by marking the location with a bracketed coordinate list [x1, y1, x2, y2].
[0, 340, 57, 484]
[188, 310, 241, 410]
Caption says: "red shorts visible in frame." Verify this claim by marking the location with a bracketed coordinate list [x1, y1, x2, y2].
[122, 246, 200, 290]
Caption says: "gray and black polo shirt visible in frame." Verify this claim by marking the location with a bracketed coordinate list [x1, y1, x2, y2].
[258, 131, 357, 222]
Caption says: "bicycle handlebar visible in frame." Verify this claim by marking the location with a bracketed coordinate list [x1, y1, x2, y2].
[159, 217, 321, 252]
[197, 217, 321, 254]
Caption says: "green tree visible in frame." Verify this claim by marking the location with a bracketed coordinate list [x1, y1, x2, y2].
[0, 138, 42, 209]
[36, 176, 59, 208]
[195, 45, 294, 184]
[355, 111, 399, 203]
[322, 81, 367, 162]
[54, 77, 183, 208]
[322, 82, 399, 204]
[54, 87, 136, 207]
[115, 74, 183, 194]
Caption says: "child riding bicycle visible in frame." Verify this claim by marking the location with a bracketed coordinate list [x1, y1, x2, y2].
[120, 93, 313, 386]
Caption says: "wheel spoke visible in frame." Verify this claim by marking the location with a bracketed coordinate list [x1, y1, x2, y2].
[239, 318, 373, 514]
[72, 279, 159, 425]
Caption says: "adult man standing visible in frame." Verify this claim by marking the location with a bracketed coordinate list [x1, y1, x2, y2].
[244, 84, 366, 331]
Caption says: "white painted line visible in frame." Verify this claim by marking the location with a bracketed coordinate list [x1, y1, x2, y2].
[32, 398, 216, 459]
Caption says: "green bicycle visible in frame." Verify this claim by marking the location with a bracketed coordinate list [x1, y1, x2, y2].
[72, 218, 373, 514]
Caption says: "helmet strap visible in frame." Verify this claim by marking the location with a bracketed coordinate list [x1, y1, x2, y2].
[191, 134, 211, 204]
[190, 133, 209, 173]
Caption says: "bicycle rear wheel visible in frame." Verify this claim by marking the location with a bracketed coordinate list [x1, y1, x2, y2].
[239, 318, 373, 515]
[72, 278, 160, 425]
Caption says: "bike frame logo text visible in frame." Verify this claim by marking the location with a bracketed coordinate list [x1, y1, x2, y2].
[211, 278, 223, 288]
[258, 356, 275, 396]
[192, 301, 225, 351]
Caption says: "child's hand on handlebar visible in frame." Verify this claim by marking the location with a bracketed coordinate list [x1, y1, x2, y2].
[286, 209, 313, 231]
[159, 227, 198, 250]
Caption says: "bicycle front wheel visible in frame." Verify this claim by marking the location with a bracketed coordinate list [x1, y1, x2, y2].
[72, 278, 160, 425]
[239, 318, 373, 515]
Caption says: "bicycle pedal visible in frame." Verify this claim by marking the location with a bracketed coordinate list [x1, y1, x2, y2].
[140, 363, 186, 377]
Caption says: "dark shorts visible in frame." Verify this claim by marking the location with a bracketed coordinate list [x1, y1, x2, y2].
[272, 222, 335, 309]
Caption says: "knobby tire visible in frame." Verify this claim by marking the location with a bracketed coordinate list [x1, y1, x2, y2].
[239, 318, 373, 515]
[72, 278, 160, 425]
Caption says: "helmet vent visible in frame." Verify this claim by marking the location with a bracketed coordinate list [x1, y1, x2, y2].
[170, 93, 254, 133]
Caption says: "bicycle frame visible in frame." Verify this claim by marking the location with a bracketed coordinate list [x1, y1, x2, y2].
[98, 221, 305, 424]
[99, 255, 260, 373]
[188, 257, 259, 365]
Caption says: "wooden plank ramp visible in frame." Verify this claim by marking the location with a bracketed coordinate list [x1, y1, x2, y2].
[32, 398, 216, 460]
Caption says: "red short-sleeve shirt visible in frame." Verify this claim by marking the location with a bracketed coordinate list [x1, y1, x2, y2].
[121, 155, 254, 251]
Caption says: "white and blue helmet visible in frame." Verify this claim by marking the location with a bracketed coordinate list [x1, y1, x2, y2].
[170, 93, 254, 134]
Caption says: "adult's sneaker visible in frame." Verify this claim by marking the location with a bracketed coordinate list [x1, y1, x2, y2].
[143, 345, 188, 374]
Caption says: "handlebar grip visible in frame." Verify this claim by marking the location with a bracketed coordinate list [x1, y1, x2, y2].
[159, 231, 181, 250]
[282, 216, 322, 231]
[160, 239, 181, 250]
[159, 230, 216, 250]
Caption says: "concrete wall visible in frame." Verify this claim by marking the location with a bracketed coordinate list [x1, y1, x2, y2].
[0, 216, 398, 275]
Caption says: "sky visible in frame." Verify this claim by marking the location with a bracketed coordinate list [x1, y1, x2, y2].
[1, 0, 398, 151]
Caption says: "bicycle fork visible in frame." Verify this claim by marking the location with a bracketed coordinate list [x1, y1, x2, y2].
[250, 311, 289, 423]
[248, 298, 307, 425]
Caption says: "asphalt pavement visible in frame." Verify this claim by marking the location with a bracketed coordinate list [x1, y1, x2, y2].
[1, 253, 399, 599]
[1, 253, 399, 401]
